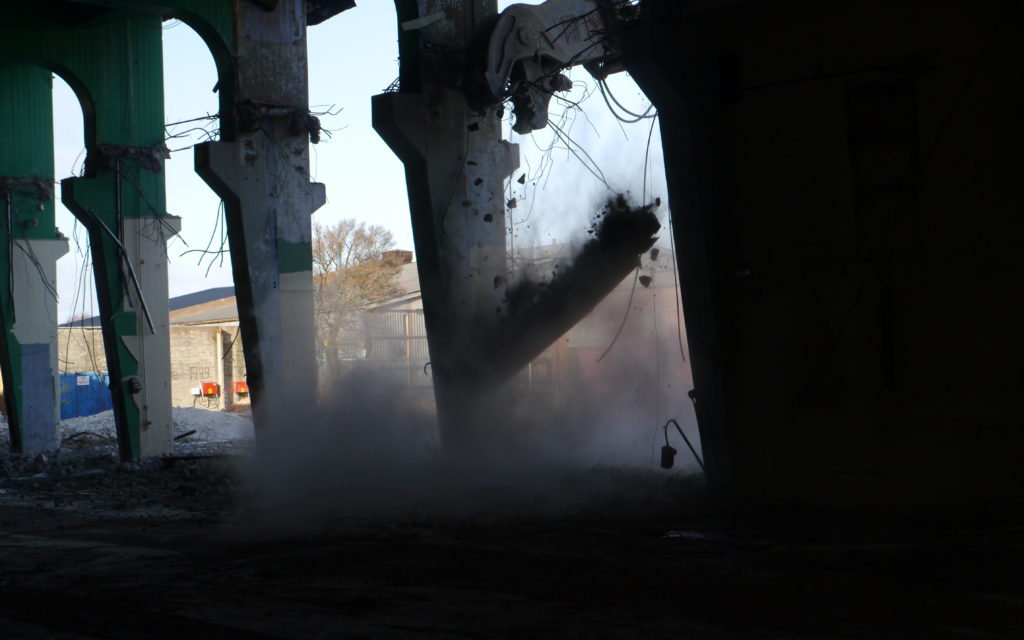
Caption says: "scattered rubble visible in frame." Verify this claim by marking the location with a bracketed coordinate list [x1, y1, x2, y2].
[0, 407, 253, 487]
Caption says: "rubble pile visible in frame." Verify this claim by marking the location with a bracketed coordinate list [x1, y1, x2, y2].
[0, 409, 250, 520]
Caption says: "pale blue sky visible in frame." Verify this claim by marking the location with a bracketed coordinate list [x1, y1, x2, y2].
[51, 1, 665, 321]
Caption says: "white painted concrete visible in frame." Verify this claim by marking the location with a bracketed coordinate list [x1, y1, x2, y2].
[11, 235, 69, 453]
[119, 216, 180, 457]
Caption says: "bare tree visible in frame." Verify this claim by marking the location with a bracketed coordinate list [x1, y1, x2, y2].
[312, 219, 400, 380]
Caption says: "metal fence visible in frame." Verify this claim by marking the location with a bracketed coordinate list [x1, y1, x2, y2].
[363, 310, 432, 388]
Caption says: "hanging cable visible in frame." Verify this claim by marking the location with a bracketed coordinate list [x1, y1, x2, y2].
[14, 240, 60, 301]
[548, 120, 612, 190]
[661, 418, 704, 471]
[597, 267, 640, 363]
[642, 113, 659, 204]
[600, 78, 657, 120]
[82, 204, 155, 335]
[598, 78, 656, 123]
[653, 271, 660, 425]
[667, 217, 687, 363]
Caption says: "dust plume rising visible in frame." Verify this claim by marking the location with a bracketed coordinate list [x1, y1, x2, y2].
[241, 203, 701, 532]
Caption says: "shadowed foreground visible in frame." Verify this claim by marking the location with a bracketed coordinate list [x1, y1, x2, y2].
[0, 455, 1020, 639]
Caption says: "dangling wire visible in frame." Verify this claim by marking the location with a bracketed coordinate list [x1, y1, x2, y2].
[598, 78, 657, 123]
[668, 217, 687, 363]
[641, 113, 658, 204]
[597, 267, 640, 363]
[663, 418, 704, 470]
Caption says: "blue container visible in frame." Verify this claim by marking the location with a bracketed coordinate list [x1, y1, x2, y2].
[59, 372, 113, 420]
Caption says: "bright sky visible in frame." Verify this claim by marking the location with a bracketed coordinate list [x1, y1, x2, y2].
[51, 1, 665, 322]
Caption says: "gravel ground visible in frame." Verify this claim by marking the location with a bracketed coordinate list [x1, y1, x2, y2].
[61, 406, 254, 445]
[1, 407, 254, 479]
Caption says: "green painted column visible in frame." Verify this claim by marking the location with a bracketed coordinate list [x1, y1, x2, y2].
[0, 64, 69, 454]
[1, 9, 176, 460]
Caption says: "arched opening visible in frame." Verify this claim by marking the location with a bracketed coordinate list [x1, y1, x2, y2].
[52, 69, 103, 357]
[306, 4, 425, 401]
[161, 18, 232, 299]
[47, 17, 250, 446]
[160, 9, 235, 140]
[307, 3, 412, 251]
[48, 68, 121, 435]
[158, 17, 254, 428]
[493, 0, 700, 470]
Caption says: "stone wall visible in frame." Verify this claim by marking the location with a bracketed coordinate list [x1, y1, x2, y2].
[170, 326, 219, 408]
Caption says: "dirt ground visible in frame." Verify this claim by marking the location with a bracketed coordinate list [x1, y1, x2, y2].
[1, 444, 1021, 639]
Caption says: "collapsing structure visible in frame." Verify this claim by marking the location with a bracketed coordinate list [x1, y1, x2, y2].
[2, 0, 1020, 518]
[374, 0, 660, 448]
[381, 0, 1024, 516]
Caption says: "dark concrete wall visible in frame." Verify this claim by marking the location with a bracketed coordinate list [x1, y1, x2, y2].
[629, 0, 1024, 514]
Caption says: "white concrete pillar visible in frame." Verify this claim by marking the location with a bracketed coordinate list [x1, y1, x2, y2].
[11, 235, 70, 454]
[119, 215, 180, 457]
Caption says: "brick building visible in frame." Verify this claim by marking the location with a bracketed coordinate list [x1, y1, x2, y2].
[58, 287, 248, 410]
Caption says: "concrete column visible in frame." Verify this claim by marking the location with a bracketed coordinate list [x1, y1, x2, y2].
[375, 1, 521, 447]
[8, 237, 70, 454]
[119, 215, 181, 456]
[622, 9, 738, 494]
[0, 63, 68, 455]
[63, 170, 178, 460]
[196, 0, 324, 432]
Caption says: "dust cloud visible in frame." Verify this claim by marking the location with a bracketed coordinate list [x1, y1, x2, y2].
[242, 371, 702, 535]
[243, 245, 701, 534]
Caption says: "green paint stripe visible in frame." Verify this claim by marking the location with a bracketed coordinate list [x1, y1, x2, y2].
[278, 240, 312, 274]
